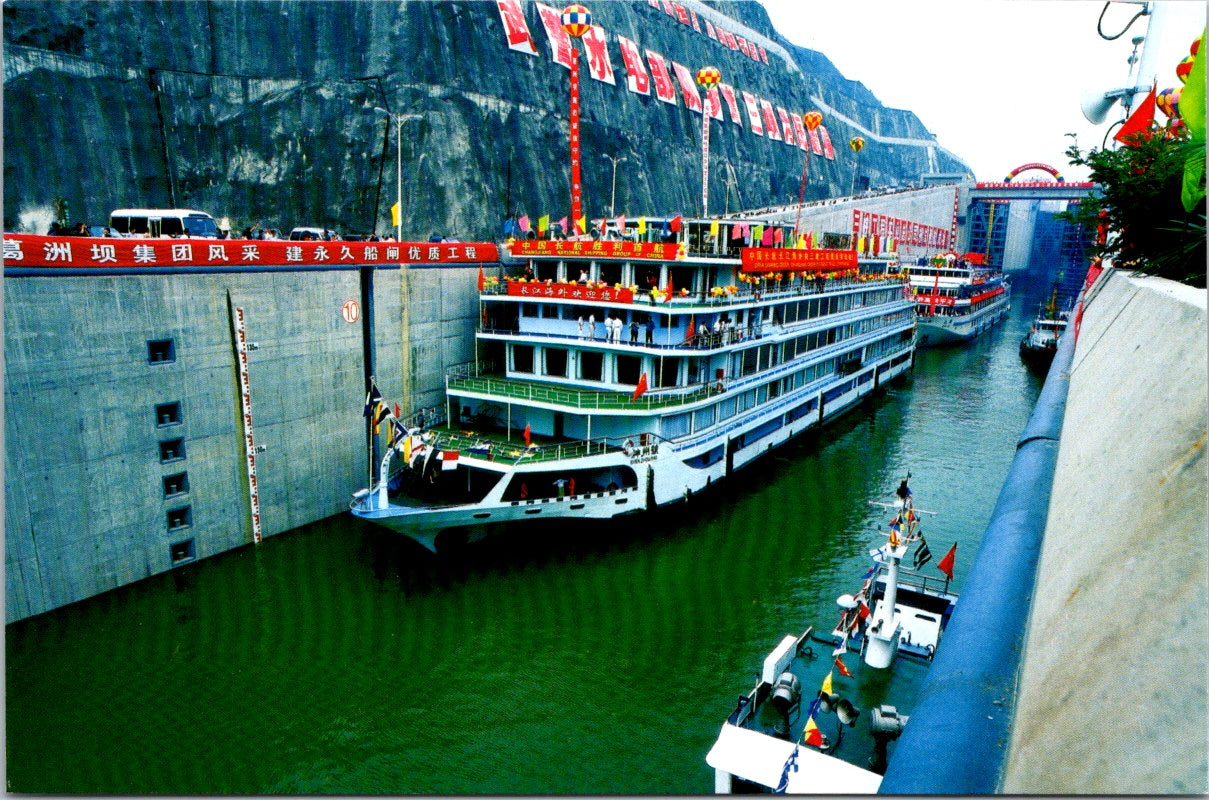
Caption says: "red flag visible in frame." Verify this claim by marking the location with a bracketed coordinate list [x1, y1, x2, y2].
[394, 402, 401, 419]
[685, 316, 696, 342]
[664, 272, 673, 301]
[477, 266, 485, 291]
[857, 600, 871, 620]
[631, 372, 648, 401]
[669, 214, 682, 233]
[937, 542, 957, 580]
[834, 655, 852, 678]
[523, 423, 531, 447]
[1114, 84, 1157, 145]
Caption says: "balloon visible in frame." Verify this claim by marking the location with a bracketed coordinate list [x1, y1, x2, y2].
[1192, 36, 1201, 57]
[1171, 86, 1182, 118]
[560, 4, 591, 38]
[1157, 87, 1176, 117]
[1176, 55, 1194, 83]
[696, 66, 721, 87]
[849, 137, 865, 153]
[803, 111, 823, 130]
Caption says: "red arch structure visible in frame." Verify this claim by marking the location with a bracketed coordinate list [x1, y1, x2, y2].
[1003, 162, 1065, 183]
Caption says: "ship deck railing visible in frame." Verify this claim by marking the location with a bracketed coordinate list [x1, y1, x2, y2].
[451, 318, 915, 415]
[479, 274, 906, 307]
[449, 374, 719, 412]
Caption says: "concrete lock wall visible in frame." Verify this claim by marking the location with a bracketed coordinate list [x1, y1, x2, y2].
[1002, 269, 1208, 794]
[4, 263, 481, 622]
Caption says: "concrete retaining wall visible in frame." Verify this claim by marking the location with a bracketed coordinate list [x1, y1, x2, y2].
[4, 263, 480, 621]
[1002, 269, 1208, 793]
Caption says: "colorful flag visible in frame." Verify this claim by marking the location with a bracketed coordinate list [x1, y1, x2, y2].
[773, 226, 784, 245]
[888, 519, 901, 548]
[775, 745, 799, 793]
[1114, 83, 1157, 145]
[913, 537, 932, 569]
[632, 372, 649, 401]
[576, 215, 587, 235]
[820, 670, 833, 696]
[373, 403, 390, 434]
[557, 216, 568, 233]
[709, 219, 719, 239]
[803, 716, 823, 747]
[937, 542, 957, 579]
[518, 214, 531, 233]
[363, 385, 382, 417]
[664, 273, 673, 300]
[538, 214, 550, 235]
[441, 450, 459, 471]
[834, 655, 853, 678]
[403, 433, 412, 463]
[523, 423, 531, 447]
[638, 217, 647, 234]
[685, 316, 696, 342]
[753, 224, 764, 243]
[616, 213, 626, 232]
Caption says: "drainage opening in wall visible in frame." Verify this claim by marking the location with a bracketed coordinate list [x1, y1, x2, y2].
[170, 539, 196, 565]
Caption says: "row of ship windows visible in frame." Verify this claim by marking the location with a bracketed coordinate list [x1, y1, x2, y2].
[514, 286, 906, 327]
[509, 309, 912, 386]
[666, 347, 914, 439]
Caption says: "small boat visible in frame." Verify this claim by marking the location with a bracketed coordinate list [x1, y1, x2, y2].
[351, 214, 917, 552]
[903, 252, 1011, 346]
[706, 477, 958, 794]
[1019, 287, 1070, 372]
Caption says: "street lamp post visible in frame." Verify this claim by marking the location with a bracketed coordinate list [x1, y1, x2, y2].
[602, 154, 626, 219]
[372, 107, 421, 239]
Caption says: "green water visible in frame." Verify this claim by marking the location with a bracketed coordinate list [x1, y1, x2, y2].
[6, 295, 1047, 794]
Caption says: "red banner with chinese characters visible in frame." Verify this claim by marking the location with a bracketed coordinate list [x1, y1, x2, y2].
[509, 239, 680, 261]
[2, 234, 498, 268]
[740, 247, 857, 273]
[915, 294, 956, 307]
[507, 280, 634, 304]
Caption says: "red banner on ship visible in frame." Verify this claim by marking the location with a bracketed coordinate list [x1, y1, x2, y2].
[740, 247, 857, 273]
[509, 239, 681, 261]
[2, 234, 498, 268]
[507, 279, 634, 304]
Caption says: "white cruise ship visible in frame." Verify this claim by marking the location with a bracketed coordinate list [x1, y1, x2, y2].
[351, 215, 917, 551]
[903, 253, 1010, 346]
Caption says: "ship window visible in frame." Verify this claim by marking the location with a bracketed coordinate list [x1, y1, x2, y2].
[615, 354, 641, 385]
[692, 405, 716, 431]
[170, 538, 196, 565]
[167, 506, 192, 531]
[162, 471, 189, 498]
[147, 338, 176, 364]
[657, 356, 679, 388]
[512, 344, 534, 373]
[541, 304, 559, 318]
[598, 262, 623, 285]
[155, 401, 182, 427]
[544, 348, 568, 377]
[579, 350, 603, 381]
[741, 347, 758, 376]
[521, 303, 538, 318]
[159, 438, 186, 463]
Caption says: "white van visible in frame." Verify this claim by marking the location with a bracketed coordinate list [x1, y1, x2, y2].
[289, 226, 341, 241]
[109, 209, 219, 238]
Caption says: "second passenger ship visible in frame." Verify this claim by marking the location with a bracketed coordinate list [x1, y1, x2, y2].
[351, 216, 917, 551]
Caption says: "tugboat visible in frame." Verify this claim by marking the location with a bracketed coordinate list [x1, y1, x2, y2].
[351, 215, 917, 552]
[705, 477, 958, 793]
[1019, 286, 1069, 372]
[903, 252, 1010, 346]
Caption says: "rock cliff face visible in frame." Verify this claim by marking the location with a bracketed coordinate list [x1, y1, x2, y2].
[3, 0, 970, 240]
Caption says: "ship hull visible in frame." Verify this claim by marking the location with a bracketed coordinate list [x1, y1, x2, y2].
[915, 295, 1010, 347]
[353, 356, 914, 551]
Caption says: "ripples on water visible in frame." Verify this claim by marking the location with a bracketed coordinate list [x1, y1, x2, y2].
[6, 290, 1049, 794]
